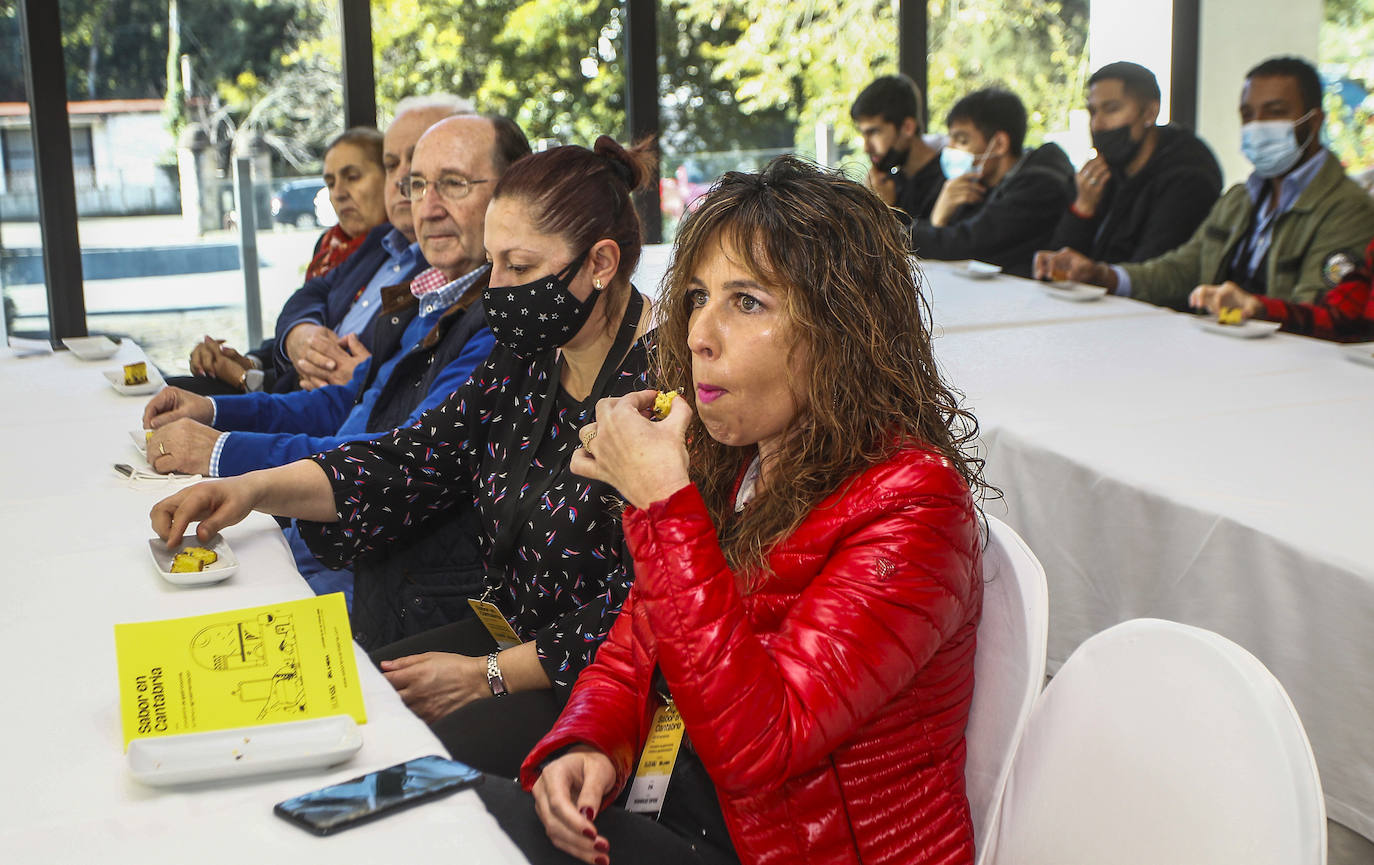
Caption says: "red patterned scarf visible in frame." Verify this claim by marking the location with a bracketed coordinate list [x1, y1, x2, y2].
[305, 224, 367, 280]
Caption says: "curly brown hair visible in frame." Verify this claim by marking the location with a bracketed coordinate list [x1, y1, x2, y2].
[654, 155, 988, 582]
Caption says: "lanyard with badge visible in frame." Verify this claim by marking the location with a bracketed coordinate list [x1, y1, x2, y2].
[625, 672, 686, 817]
[467, 289, 645, 645]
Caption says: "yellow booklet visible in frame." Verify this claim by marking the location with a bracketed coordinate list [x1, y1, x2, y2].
[113, 593, 367, 749]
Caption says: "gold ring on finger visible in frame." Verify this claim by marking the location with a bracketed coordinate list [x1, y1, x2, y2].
[582, 429, 598, 447]
[159, 441, 167, 455]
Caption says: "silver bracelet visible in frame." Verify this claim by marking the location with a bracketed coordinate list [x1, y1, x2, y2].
[486, 651, 508, 697]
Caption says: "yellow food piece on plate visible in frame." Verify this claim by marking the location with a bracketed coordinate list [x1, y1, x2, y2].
[1217, 307, 1244, 326]
[652, 389, 680, 421]
[123, 362, 148, 385]
[183, 546, 218, 565]
[169, 552, 205, 573]
[145, 430, 154, 442]
[169, 547, 217, 573]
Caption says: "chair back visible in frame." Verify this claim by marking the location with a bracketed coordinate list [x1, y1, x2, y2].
[986, 618, 1326, 865]
[966, 516, 1049, 864]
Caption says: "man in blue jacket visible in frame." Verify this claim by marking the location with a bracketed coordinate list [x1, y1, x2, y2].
[179, 94, 473, 395]
[141, 114, 532, 599]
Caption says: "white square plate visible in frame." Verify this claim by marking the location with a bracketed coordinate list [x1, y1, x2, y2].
[63, 335, 119, 360]
[129, 429, 150, 455]
[951, 260, 1002, 280]
[127, 715, 363, 787]
[1042, 281, 1108, 302]
[1194, 318, 1282, 339]
[148, 534, 238, 586]
[1340, 344, 1374, 369]
[103, 366, 164, 396]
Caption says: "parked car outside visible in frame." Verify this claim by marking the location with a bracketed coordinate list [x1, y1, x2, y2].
[272, 178, 327, 228]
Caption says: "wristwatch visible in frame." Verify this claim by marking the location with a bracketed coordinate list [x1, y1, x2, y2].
[237, 368, 265, 393]
[486, 651, 508, 697]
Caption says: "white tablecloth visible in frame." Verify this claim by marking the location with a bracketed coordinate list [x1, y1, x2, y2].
[925, 269, 1374, 839]
[0, 342, 528, 863]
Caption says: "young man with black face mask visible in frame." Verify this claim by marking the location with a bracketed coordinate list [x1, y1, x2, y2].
[1033, 62, 1221, 273]
[1038, 56, 1374, 313]
[851, 74, 946, 220]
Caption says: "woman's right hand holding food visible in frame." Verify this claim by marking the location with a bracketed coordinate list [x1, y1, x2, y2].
[142, 386, 214, 430]
[531, 746, 618, 865]
[151, 476, 261, 549]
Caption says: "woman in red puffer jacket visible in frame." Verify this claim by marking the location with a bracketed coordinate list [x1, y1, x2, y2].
[481, 156, 988, 865]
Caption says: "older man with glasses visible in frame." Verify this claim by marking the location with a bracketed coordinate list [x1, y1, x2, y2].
[173, 94, 474, 397]
[141, 114, 532, 603]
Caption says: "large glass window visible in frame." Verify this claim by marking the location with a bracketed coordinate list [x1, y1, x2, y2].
[658, 1, 896, 239]
[0, 2, 47, 344]
[370, 0, 627, 142]
[57, 0, 342, 373]
[1321, 0, 1374, 179]
[928, 0, 1090, 158]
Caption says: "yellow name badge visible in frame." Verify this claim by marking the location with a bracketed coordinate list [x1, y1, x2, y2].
[625, 701, 685, 815]
[467, 599, 522, 649]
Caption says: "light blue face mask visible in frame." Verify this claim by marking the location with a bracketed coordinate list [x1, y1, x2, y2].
[1241, 110, 1316, 179]
[940, 144, 988, 179]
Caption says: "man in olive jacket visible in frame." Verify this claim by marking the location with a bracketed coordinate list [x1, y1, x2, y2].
[1038, 56, 1374, 310]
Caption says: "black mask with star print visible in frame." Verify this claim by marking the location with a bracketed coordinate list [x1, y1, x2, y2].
[483, 248, 598, 356]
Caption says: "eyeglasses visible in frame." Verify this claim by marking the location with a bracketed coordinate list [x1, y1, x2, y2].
[401, 174, 491, 203]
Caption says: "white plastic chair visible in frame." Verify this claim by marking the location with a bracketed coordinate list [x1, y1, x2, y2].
[965, 515, 1050, 864]
[986, 618, 1326, 865]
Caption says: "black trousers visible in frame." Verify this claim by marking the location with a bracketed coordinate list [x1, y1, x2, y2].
[164, 373, 243, 396]
[476, 775, 738, 865]
[370, 618, 564, 780]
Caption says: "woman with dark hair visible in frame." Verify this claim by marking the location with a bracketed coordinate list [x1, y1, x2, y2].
[151, 136, 658, 778]
[480, 156, 987, 865]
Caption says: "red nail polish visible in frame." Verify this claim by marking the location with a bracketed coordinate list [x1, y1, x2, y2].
[582, 828, 596, 839]
[594, 857, 608, 865]
[582, 807, 595, 821]
[594, 839, 609, 853]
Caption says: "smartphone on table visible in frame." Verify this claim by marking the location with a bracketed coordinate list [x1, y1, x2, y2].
[274, 754, 483, 836]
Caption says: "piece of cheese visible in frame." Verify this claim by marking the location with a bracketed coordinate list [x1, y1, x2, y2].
[123, 362, 148, 386]
[170, 552, 205, 573]
[1217, 307, 1244, 326]
[652, 389, 680, 421]
[169, 547, 217, 573]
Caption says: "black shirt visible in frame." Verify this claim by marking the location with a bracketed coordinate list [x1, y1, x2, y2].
[891, 153, 946, 221]
[1048, 124, 1223, 264]
[300, 319, 654, 697]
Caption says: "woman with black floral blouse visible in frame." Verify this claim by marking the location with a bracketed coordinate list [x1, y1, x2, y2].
[152, 135, 660, 777]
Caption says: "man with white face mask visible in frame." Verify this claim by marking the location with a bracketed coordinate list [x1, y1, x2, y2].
[1041, 56, 1374, 314]
[908, 87, 1075, 278]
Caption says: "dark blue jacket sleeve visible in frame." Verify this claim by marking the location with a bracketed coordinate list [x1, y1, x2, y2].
[273, 269, 341, 367]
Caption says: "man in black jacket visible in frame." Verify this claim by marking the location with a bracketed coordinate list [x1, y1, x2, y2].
[910, 88, 1075, 277]
[852, 73, 946, 220]
[1033, 62, 1222, 279]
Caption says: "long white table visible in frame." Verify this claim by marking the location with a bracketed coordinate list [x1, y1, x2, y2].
[0, 341, 528, 863]
[919, 264, 1374, 840]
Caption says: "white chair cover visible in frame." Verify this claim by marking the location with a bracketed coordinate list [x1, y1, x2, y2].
[987, 618, 1326, 865]
[966, 515, 1049, 864]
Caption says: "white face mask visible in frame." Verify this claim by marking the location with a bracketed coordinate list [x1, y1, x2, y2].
[940, 142, 992, 179]
[1241, 109, 1317, 178]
